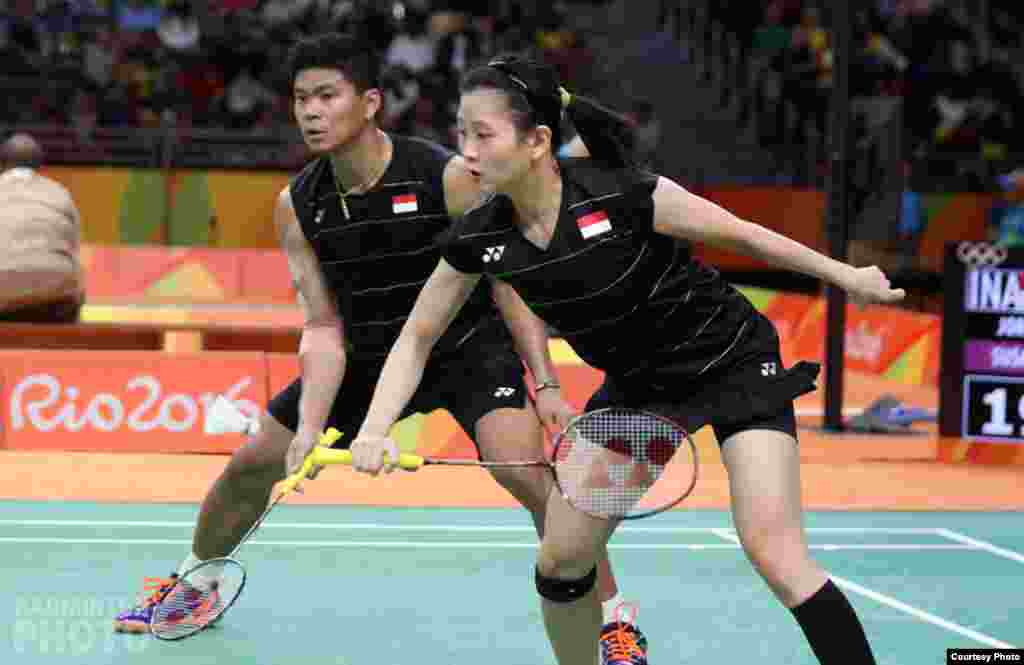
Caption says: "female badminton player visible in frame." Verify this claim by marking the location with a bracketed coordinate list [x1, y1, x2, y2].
[350, 56, 903, 665]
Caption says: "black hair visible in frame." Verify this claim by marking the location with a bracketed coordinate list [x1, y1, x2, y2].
[460, 55, 638, 168]
[286, 32, 381, 93]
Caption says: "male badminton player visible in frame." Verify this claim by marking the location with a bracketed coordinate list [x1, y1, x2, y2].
[114, 33, 645, 656]
[350, 56, 905, 665]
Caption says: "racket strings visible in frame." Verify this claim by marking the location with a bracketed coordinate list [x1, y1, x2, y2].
[555, 408, 692, 518]
[150, 561, 244, 640]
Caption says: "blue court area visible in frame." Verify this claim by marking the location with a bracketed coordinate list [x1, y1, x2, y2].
[1, 501, 1019, 665]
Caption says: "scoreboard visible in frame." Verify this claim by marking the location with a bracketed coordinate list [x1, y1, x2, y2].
[940, 242, 1024, 442]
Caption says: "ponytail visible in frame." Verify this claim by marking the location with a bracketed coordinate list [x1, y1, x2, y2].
[561, 89, 638, 168]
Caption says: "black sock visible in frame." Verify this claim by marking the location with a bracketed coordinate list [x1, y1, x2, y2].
[790, 579, 877, 664]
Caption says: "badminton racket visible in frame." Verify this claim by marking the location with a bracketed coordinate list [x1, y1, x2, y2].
[149, 398, 342, 641]
[288, 407, 699, 521]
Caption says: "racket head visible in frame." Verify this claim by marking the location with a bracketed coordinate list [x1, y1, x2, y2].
[149, 558, 246, 641]
[551, 407, 698, 520]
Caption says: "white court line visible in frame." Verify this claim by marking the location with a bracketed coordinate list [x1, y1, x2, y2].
[709, 528, 1016, 649]
[935, 528, 1024, 566]
[0, 519, 942, 535]
[0, 537, 979, 551]
[831, 576, 1016, 649]
[793, 407, 937, 418]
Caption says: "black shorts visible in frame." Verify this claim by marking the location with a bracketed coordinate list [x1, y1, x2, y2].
[267, 330, 527, 451]
[585, 311, 815, 445]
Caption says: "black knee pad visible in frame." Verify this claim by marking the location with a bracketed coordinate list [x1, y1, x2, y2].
[535, 565, 598, 603]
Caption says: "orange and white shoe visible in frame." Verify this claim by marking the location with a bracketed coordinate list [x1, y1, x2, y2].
[599, 602, 649, 665]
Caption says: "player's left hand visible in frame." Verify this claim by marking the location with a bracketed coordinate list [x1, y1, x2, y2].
[535, 388, 577, 432]
[844, 265, 906, 306]
[350, 435, 401, 476]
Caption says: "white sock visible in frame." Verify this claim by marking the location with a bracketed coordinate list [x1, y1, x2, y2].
[177, 553, 203, 576]
[177, 552, 224, 588]
[602, 593, 625, 624]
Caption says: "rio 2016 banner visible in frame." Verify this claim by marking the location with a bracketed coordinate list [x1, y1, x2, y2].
[2, 351, 267, 454]
[0, 348, 602, 458]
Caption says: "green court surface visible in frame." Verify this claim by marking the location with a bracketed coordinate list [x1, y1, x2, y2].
[2, 501, 1019, 664]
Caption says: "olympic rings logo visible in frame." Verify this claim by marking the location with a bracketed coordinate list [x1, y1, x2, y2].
[956, 242, 1008, 267]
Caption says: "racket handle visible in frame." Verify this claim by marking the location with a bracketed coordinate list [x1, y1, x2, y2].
[309, 447, 425, 470]
[319, 427, 343, 446]
[278, 428, 345, 495]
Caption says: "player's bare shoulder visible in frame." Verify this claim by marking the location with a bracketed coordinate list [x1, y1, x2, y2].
[274, 185, 300, 235]
[274, 185, 310, 264]
[274, 183, 338, 324]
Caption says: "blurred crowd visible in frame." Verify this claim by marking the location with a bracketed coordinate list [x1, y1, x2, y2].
[700, 0, 1024, 176]
[0, 0, 600, 152]
[5, 0, 1020, 188]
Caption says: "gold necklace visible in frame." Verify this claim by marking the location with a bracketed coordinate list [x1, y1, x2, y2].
[332, 154, 388, 221]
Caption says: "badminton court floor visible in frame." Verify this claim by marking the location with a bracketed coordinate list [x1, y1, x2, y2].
[1, 501, 1020, 665]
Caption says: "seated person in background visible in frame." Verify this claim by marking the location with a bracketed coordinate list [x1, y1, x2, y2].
[0, 133, 84, 323]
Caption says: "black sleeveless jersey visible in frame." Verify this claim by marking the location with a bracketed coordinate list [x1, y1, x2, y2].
[288, 134, 502, 363]
[440, 159, 757, 380]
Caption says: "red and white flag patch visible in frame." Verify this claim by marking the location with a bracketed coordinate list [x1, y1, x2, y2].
[577, 210, 611, 239]
[392, 194, 418, 214]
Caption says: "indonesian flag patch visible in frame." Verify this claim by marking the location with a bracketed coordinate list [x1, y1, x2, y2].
[577, 210, 611, 239]
[392, 193, 418, 214]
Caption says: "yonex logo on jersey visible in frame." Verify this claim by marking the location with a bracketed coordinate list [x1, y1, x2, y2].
[314, 209, 325, 224]
[482, 246, 505, 263]
[761, 362, 777, 376]
[494, 387, 516, 397]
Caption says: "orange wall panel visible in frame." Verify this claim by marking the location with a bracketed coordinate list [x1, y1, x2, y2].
[41, 166, 131, 245]
[266, 353, 300, 398]
[207, 171, 291, 249]
[695, 188, 827, 271]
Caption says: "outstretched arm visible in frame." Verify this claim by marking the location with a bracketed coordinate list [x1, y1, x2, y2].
[650, 177, 906, 305]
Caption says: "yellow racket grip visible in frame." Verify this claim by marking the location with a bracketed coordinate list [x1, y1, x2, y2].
[278, 428, 346, 495]
[309, 447, 426, 471]
[319, 427, 343, 447]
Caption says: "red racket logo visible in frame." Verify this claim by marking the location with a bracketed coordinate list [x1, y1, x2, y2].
[646, 437, 677, 466]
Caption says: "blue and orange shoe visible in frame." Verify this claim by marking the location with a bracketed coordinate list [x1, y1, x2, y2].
[599, 603, 649, 665]
[114, 573, 224, 633]
[113, 574, 178, 633]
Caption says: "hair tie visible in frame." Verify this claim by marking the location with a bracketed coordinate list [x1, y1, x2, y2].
[559, 87, 573, 109]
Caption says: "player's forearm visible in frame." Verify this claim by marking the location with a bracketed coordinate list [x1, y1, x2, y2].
[296, 325, 346, 435]
[731, 219, 855, 288]
[357, 331, 432, 438]
[492, 281, 558, 384]
[507, 310, 558, 386]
